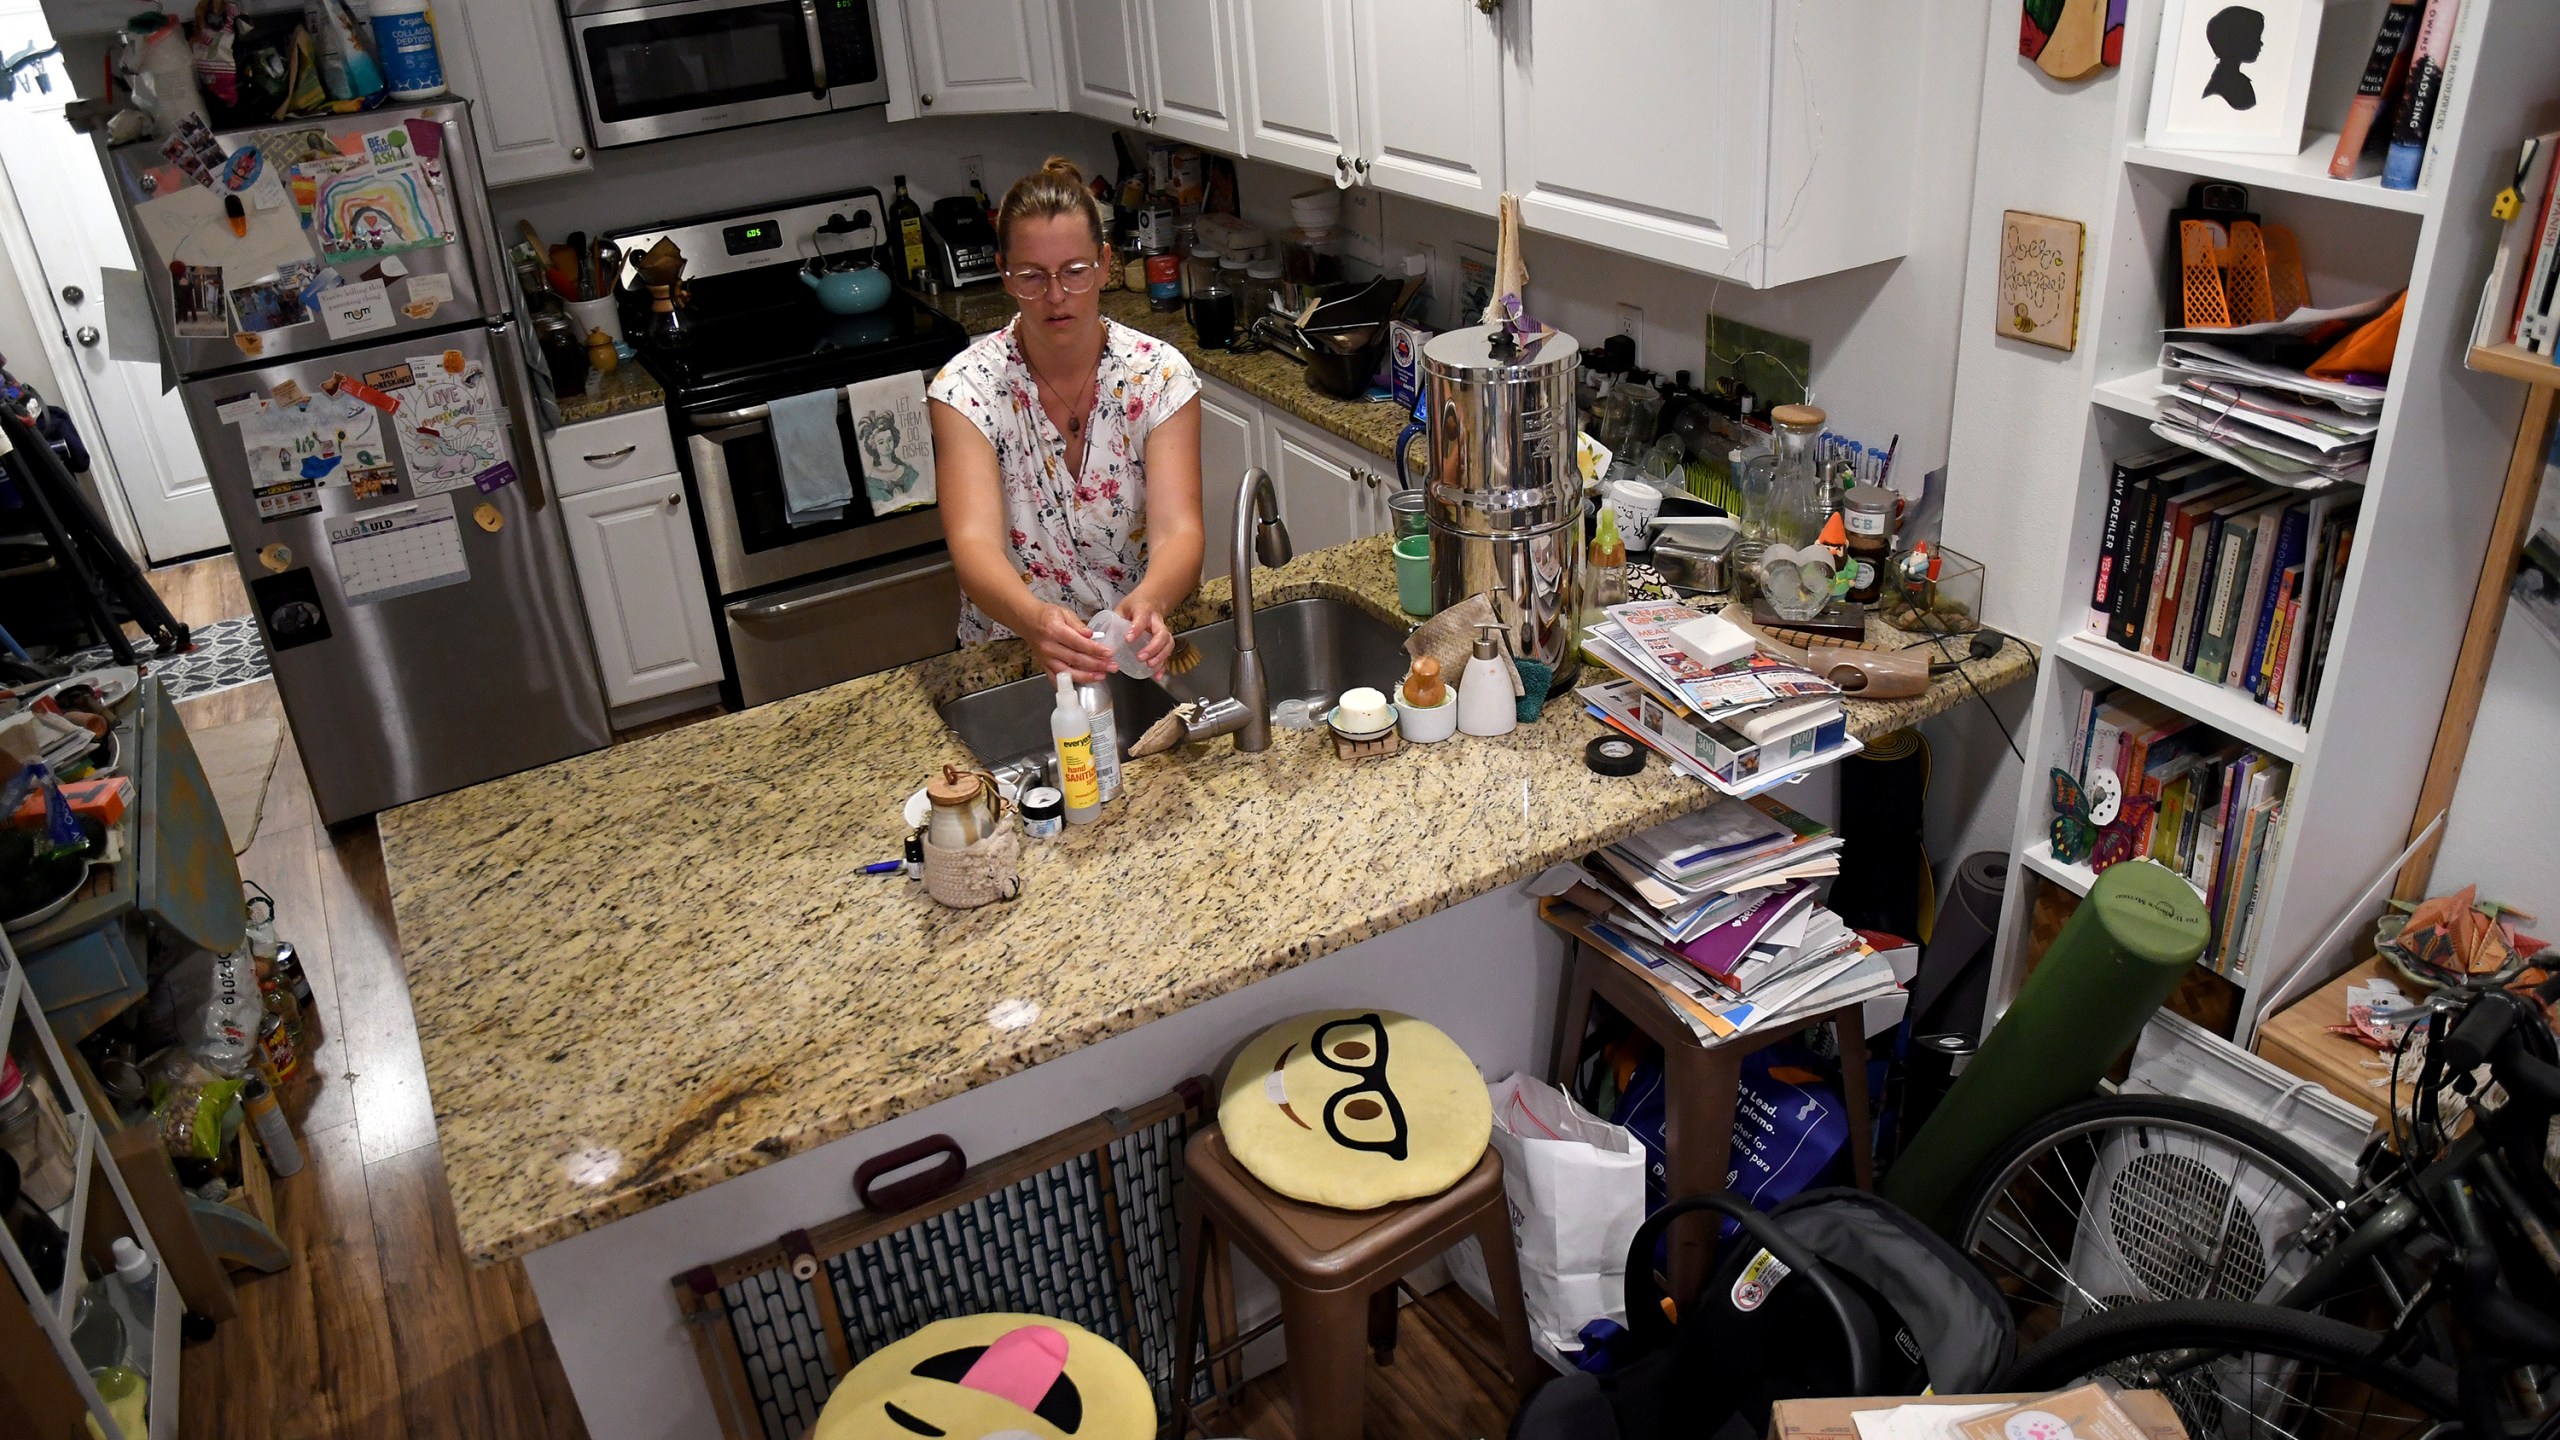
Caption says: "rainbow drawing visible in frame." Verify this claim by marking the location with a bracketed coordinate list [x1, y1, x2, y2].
[314, 161, 449, 262]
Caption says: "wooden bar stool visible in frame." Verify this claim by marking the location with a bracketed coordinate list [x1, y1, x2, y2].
[1546, 907, 1876, 1308]
[1167, 1127, 1540, 1440]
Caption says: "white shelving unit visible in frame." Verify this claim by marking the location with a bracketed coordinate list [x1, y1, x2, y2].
[1, 934, 180, 1438]
[1987, 0, 2560, 1041]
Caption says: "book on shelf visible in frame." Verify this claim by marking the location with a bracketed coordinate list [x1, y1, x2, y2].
[2330, 1, 2422, 180]
[2479, 131, 2560, 354]
[2382, 0, 2466, 192]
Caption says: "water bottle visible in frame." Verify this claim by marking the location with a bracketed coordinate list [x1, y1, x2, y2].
[108, 1237, 156, 1376]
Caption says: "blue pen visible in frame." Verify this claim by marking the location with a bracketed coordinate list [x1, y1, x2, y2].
[861, 859, 904, 875]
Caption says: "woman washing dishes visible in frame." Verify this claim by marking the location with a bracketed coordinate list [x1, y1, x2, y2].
[929, 158, 1205, 681]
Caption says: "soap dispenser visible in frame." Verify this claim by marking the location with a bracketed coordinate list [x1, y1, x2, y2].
[1457, 623, 1518, 737]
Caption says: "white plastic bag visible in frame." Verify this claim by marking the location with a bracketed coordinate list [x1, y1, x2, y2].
[1448, 1072, 1649, 1358]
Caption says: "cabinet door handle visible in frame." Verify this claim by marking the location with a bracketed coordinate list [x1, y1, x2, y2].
[1353, 158, 1369, 180]
[1335, 154, 1349, 176]
[581, 444, 638, 465]
[666, 493, 682, 508]
[920, 91, 934, 108]
[1476, 0, 1500, 13]
[1134, 105, 1145, 122]
[570, 145, 588, 161]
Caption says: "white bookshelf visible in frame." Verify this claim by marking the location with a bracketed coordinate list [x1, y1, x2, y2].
[1988, 0, 2560, 1039]
[1, 935, 181, 1438]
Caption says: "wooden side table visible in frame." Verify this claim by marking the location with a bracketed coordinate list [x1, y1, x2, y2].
[1543, 907, 1875, 1304]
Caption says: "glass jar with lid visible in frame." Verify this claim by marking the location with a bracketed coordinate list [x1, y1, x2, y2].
[1766, 403, 1828, 548]
[924, 766, 1005, 851]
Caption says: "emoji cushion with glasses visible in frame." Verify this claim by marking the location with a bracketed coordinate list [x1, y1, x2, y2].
[811, 1314, 1152, 1440]
[1218, 1009, 1492, 1210]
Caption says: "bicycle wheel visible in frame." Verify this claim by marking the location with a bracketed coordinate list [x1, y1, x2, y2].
[1952, 1096, 2402, 1349]
[1994, 1299, 2460, 1440]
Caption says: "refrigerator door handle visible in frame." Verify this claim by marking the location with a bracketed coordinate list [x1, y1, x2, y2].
[440, 107, 508, 314]
[484, 319, 552, 512]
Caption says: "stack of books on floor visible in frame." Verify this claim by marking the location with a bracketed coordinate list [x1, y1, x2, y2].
[2087, 448, 2358, 724]
[2065, 684, 2294, 980]
[2155, 341, 2382, 490]
[1551, 794, 1899, 1044]
[1578, 601, 1855, 793]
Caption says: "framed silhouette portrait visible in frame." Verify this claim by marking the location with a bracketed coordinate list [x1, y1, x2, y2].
[2146, 0, 2324, 155]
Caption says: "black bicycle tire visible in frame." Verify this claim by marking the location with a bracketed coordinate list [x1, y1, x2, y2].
[1994, 1298, 2462, 1421]
[1951, 1094, 2417, 1313]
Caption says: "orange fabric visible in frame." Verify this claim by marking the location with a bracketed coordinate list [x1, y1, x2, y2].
[2307, 291, 2406, 379]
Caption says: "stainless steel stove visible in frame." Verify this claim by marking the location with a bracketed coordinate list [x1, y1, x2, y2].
[607, 191, 970, 708]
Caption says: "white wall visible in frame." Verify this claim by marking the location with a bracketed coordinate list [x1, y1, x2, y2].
[2430, 460, 2560, 917]
[492, 109, 1122, 252]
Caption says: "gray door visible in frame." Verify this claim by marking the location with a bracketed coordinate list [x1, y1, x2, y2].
[116, 99, 503, 377]
[183, 321, 609, 823]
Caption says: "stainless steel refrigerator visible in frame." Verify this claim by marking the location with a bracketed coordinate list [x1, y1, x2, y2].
[110, 99, 607, 823]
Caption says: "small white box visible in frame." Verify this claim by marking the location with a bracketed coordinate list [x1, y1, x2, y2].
[1669, 612, 1756, 670]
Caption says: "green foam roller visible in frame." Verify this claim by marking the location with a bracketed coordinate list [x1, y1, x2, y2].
[1880, 859, 2207, 1236]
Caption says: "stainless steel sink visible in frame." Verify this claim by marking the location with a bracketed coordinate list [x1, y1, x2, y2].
[937, 598, 1411, 783]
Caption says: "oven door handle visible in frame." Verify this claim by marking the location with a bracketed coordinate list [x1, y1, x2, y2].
[689, 401, 772, 429]
[732, 556, 955, 621]
[802, 0, 828, 99]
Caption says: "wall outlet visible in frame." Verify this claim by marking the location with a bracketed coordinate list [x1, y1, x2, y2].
[960, 154, 984, 190]
[1616, 302, 1643, 348]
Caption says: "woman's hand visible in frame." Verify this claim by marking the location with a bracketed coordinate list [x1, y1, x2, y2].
[1028, 605, 1116, 682]
[1118, 594, 1175, 676]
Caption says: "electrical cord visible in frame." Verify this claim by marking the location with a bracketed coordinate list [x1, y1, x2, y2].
[1903, 627, 2026, 764]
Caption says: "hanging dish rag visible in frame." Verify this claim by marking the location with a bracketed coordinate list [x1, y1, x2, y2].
[770, 388, 851, 526]
[846, 369, 936, 515]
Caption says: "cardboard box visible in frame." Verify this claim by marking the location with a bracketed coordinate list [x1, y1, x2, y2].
[1770, 1390, 2189, 1440]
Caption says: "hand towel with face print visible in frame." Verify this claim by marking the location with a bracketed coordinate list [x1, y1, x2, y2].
[770, 388, 851, 526]
[846, 369, 936, 515]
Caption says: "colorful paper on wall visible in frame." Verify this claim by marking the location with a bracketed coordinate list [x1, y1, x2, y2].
[390, 352, 505, 495]
[313, 160, 448, 262]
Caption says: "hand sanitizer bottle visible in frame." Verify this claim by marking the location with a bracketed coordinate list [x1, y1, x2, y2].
[1052, 674, 1103, 824]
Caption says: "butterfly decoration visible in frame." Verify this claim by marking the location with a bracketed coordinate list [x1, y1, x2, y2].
[2049, 767, 2157, 871]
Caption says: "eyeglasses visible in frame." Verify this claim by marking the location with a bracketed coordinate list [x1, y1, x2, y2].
[1310, 1013, 1408, 1161]
[1002, 261, 1103, 300]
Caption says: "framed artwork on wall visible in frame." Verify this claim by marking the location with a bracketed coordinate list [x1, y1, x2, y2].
[1998, 210, 2085, 351]
[2022, 0, 2129, 79]
[2146, 0, 2326, 155]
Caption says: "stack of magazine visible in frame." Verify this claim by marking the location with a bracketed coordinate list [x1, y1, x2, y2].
[2155, 338, 2384, 490]
[1557, 795, 1898, 1044]
[1578, 601, 1856, 794]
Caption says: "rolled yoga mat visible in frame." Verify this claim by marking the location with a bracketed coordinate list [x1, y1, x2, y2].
[1879, 858, 2207, 1237]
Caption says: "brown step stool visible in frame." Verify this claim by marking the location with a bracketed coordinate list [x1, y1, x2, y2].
[1168, 1126, 1542, 1439]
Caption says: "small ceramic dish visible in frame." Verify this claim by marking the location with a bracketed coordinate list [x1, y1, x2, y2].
[1324, 704, 1398, 742]
[1394, 685, 1457, 743]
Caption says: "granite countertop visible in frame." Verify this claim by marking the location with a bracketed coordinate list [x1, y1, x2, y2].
[944, 287, 1413, 462]
[552, 362, 666, 426]
[379, 533, 2031, 1265]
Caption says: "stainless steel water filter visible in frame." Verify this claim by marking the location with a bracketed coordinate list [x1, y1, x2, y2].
[1419, 324, 1584, 689]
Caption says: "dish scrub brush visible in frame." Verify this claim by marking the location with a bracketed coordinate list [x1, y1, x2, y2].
[1128, 706, 1193, 759]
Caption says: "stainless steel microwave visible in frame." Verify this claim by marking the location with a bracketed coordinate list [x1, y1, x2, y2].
[562, 0, 889, 149]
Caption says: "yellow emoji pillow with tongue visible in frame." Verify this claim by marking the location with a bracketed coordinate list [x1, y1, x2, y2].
[812, 1314, 1152, 1440]
[1219, 1009, 1493, 1210]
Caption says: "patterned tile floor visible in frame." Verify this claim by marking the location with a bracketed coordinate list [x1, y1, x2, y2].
[65, 614, 272, 702]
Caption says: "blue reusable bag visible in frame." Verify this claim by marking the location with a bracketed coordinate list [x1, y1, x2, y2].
[1611, 1044, 1848, 1237]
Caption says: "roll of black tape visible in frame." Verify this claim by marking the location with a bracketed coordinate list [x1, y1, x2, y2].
[1585, 735, 1648, 776]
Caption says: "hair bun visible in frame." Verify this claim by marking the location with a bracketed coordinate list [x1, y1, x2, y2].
[1039, 155, 1084, 183]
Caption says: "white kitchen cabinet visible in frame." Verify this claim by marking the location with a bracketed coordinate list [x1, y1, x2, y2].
[1062, 0, 1242, 150]
[1234, 0, 1360, 183]
[1503, 0, 1917, 287]
[1196, 378, 1261, 581]
[900, 0, 1060, 116]
[1350, 0, 1504, 213]
[560, 471, 726, 709]
[1060, 0, 1146, 122]
[434, 0, 593, 185]
[1264, 409, 1379, 556]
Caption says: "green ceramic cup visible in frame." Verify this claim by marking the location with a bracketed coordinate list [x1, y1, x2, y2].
[1393, 534, 1432, 616]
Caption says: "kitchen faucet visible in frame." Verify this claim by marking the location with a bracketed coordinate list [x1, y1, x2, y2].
[1174, 466, 1293, 752]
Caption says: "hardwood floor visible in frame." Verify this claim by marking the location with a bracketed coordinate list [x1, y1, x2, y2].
[142, 562, 1517, 1440]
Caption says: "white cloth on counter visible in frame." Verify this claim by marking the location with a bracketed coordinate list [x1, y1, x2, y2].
[846, 370, 935, 516]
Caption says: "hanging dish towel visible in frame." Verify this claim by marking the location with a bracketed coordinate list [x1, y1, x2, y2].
[846, 369, 936, 515]
[770, 388, 851, 526]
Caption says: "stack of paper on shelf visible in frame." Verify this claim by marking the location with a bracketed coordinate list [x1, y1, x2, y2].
[1551, 795, 1897, 1044]
[2155, 341, 2384, 490]
[1578, 601, 1854, 794]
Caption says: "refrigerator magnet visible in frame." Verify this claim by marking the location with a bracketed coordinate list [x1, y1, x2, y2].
[326, 372, 400, 412]
[361, 362, 415, 392]
[250, 569, 331, 651]
[258, 543, 293, 573]
[213, 393, 270, 425]
[472, 501, 503, 533]
[234, 332, 263, 357]
[472, 461, 518, 494]
[318, 278, 394, 340]
[349, 467, 400, 501]
[269, 377, 308, 407]
[171, 261, 226, 338]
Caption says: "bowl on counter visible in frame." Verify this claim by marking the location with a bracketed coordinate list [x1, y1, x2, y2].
[1394, 683, 1457, 744]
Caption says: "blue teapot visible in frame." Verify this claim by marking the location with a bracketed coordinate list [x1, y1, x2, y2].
[802, 260, 890, 316]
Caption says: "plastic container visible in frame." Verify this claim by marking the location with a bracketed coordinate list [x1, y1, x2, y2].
[243, 1075, 304, 1177]
[1279, 227, 1343, 287]
[1290, 189, 1343, 228]
[1076, 680, 1121, 802]
[0, 1056, 72, 1211]
[367, 0, 448, 100]
[1019, 787, 1064, 839]
[1051, 674, 1102, 824]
